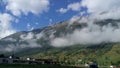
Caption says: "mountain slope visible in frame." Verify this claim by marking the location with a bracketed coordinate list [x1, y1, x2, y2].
[0, 18, 120, 65]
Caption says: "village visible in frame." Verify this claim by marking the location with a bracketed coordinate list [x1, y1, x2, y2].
[2, 54, 120, 68]
[0, 54, 102, 68]
[0, 54, 60, 65]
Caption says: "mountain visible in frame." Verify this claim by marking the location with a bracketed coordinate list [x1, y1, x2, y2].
[0, 17, 120, 65]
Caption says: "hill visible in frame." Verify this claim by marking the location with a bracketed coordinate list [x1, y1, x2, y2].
[0, 17, 120, 65]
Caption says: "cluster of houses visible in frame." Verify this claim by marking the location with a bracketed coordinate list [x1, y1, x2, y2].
[0, 54, 60, 65]
[1, 54, 119, 68]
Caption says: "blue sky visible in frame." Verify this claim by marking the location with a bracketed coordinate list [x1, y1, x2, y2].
[0, 0, 82, 31]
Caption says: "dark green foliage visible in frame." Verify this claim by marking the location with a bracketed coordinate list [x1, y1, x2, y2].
[21, 43, 120, 66]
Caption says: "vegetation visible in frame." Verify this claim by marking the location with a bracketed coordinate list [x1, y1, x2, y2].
[21, 43, 120, 66]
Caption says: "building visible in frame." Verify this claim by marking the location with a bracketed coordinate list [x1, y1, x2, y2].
[0, 55, 14, 64]
[0, 54, 60, 65]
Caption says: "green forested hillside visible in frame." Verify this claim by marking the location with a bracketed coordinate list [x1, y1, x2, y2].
[22, 43, 120, 66]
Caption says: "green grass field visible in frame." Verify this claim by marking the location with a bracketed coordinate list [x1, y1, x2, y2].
[0, 64, 83, 68]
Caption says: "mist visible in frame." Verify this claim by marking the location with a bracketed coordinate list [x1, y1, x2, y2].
[0, 32, 42, 52]
[51, 16, 120, 47]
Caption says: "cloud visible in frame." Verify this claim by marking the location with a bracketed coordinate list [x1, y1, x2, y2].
[81, 0, 120, 13]
[67, 2, 81, 11]
[4, 45, 15, 52]
[20, 32, 41, 48]
[3, 37, 16, 42]
[58, 8, 68, 14]
[4, 39, 41, 52]
[36, 32, 44, 39]
[90, 10, 120, 20]
[27, 23, 34, 31]
[51, 17, 120, 47]
[4, 0, 50, 16]
[30, 27, 34, 31]
[20, 32, 34, 40]
[81, 0, 120, 19]
[58, 2, 81, 14]
[0, 13, 15, 39]
[68, 15, 82, 25]
[2, 32, 43, 52]
[58, 0, 120, 19]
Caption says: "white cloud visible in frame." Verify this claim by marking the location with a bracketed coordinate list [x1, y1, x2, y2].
[4, 39, 41, 52]
[58, 2, 81, 14]
[81, 0, 120, 19]
[0, 13, 15, 39]
[54, 0, 120, 47]
[81, 0, 120, 13]
[5, 44, 15, 52]
[58, 0, 120, 19]
[51, 37, 73, 47]
[68, 15, 81, 25]
[51, 17, 120, 47]
[48, 19, 53, 26]
[90, 9, 120, 20]
[30, 27, 34, 31]
[36, 32, 44, 39]
[19, 32, 41, 49]
[19, 39, 41, 49]
[26, 23, 35, 31]
[3, 38, 16, 42]
[20, 32, 34, 40]
[27, 23, 31, 27]
[58, 8, 68, 14]
[67, 2, 81, 11]
[4, 0, 50, 16]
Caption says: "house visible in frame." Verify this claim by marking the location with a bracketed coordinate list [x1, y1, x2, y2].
[0, 54, 60, 65]
[0, 57, 13, 64]
[0, 54, 20, 64]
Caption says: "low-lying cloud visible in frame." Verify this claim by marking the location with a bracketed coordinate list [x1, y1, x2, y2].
[54, 0, 120, 47]
[51, 18, 120, 47]
[1, 32, 43, 52]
